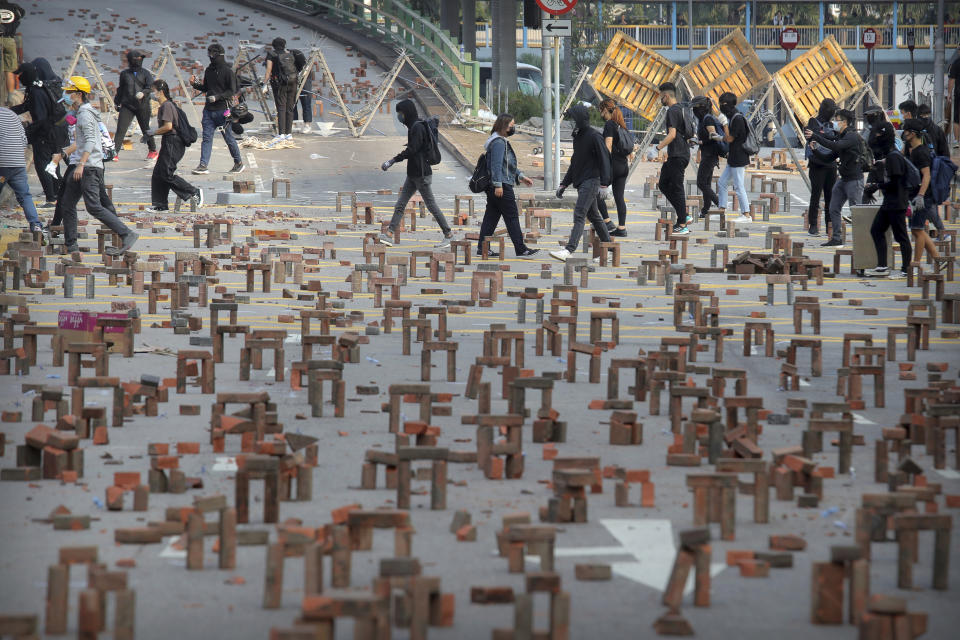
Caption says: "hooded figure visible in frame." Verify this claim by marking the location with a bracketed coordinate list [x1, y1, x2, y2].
[804, 98, 840, 236]
[865, 107, 895, 160]
[113, 49, 156, 158]
[390, 99, 431, 177]
[11, 60, 63, 203]
[377, 98, 453, 248]
[188, 42, 243, 174]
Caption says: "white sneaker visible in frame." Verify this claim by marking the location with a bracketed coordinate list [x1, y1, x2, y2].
[864, 266, 889, 277]
[733, 215, 752, 223]
[888, 270, 906, 279]
[592, 256, 601, 264]
[549, 248, 572, 262]
[377, 234, 393, 247]
[434, 236, 451, 249]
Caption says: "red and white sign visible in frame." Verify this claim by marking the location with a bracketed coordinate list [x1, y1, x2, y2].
[535, 0, 577, 17]
[779, 27, 799, 51]
[862, 28, 878, 49]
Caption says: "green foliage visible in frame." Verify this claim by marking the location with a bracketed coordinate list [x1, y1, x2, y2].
[518, 52, 542, 67]
[506, 91, 543, 125]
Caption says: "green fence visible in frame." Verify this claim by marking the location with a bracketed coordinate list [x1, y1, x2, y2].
[264, 0, 479, 114]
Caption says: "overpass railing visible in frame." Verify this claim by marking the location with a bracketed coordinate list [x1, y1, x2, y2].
[261, 0, 479, 113]
[475, 23, 959, 51]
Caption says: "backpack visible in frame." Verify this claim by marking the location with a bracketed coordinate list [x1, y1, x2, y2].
[676, 102, 698, 141]
[39, 80, 67, 126]
[856, 135, 873, 173]
[737, 113, 760, 156]
[930, 155, 959, 205]
[275, 50, 298, 85]
[171, 103, 198, 146]
[469, 151, 491, 193]
[700, 114, 728, 157]
[884, 150, 921, 195]
[420, 117, 442, 166]
[613, 125, 634, 157]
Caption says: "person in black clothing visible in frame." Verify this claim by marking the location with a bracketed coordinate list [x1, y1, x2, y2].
[912, 103, 949, 158]
[716, 91, 752, 223]
[654, 82, 690, 234]
[549, 105, 613, 261]
[263, 37, 298, 139]
[596, 98, 630, 237]
[145, 80, 202, 213]
[949, 44, 960, 146]
[805, 98, 838, 236]
[11, 60, 65, 206]
[378, 99, 452, 248]
[864, 105, 896, 160]
[113, 50, 156, 160]
[478, 114, 539, 259]
[189, 43, 243, 175]
[692, 96, 724, 221]
[291, 48, 314, 134]
[805, 109, 863, 248]
[902, 119, 939, 264]
[0, 1, 25, 98]
[863, 136, 911, 278]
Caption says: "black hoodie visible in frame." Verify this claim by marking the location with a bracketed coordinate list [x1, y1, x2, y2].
[805, 99, 838, 169]
[115, 51, 154, 112]
[191, 54, 236, 112]
[560, 105, 611, 188]
[810, 125, 864, 180]
[392, 99, 431, 177]
[10, 61, 56, 144]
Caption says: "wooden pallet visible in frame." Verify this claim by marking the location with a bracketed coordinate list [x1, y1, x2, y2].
[772, 35, 863, 126]
[681, 29, 770, 104]
[591, 31, 682, 122]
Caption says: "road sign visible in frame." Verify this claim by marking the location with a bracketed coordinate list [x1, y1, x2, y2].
[779, 27, 799, 51]
[862, 28, 878, 49]
[535, 0, 577, 17]
[543, 19, 572, 38]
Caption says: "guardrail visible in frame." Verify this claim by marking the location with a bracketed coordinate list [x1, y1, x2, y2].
[475, 23, 959, 51]
[263, 0, 479, 114]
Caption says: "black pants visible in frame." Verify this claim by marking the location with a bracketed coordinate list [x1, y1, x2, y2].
[479, 184, 526, 254]
[274, 82, 298, 135]
[51, 164, 75, 227]
[293, 90, 312, 123]
[115, 103, 156, 153]
[807, 164, 837, 231]
[59, 166, 129, 250]
[870, 207, 911, 270]
[151, 135, 197, 208]
[658, 156, 689, 225]
[32, 139, 59, 202]
[597, 158, 628, 226]
[697, 153, 720, 215]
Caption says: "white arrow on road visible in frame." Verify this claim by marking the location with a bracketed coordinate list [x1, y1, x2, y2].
[527, 519, 725, 595]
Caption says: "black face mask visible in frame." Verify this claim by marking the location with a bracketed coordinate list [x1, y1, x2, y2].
[505, 126, 515, 137]
[209, 55, 218, 63]
[130, 58, 143, 68]
[398, 113, 405, 125]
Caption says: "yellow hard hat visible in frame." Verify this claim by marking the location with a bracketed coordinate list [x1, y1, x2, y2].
[63, 76, 92, 94]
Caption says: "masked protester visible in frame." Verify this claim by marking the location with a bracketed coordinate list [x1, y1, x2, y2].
[114, 49, 157, 160]
[716, 91, 752, 224]
[145, 80, 202, 213]
[549, 105, 613, 262]
[11, 60, 66, 205]
[900, 119, 939, 265]
[597, 98, 631, 237]
[862, 130, 911, 279]
[378, 99, 453, 248]
[263, 37, 298, 141]
[805, 98, 838, 235]
[189, 43, 243, 175]
[654, 82, 691, 234]
[864, 106, 895, 160]
[804, 109, 864, 248]
[692, 96, 724, 222]
[58, 76, 137, 256]
[478, 114, 539, 259]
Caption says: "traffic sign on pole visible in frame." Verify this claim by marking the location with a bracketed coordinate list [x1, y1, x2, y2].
[535, 0, 577, 17]
[779, 27, 798, 51]
[543, 19, 572, 38]
[862, 28, 878, 49]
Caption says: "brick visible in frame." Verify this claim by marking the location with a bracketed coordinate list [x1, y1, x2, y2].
[737, 559, 770, 577]
[640, 482, 655, 508]
[945, 495, 960, 508]
[147, 443, 169, 455]
[114, 472, 141, 490]
[456, 525, 477, 542]
[769, 534, 806, 551]
[151, 456, 180, 470]
[726, 550, 754, 566]
[575, 563, 612, 580]
[92, 426, 109, 445]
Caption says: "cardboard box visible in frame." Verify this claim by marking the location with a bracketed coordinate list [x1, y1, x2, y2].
[58, 310, 132, 354]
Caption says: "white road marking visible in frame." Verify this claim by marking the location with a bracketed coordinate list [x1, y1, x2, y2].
[212, 456, 237, 471]
[852, 413, 876, 425]
[933, 469, 960, 479]
[159, 535, 186, 559]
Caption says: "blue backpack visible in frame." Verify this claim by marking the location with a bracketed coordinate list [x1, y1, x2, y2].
[930, 155, 958, 205]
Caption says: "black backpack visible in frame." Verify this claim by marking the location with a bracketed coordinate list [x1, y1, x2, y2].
[613, 125, 634, 157]
[856, 135, 873, 172]
[275, 50, 298, 84]
[172, 103, 198, 146]
[469, 151, 491, 193]
[676, 102, 698, 141]
[39, 79, 67, 125]
[421, 117, 442, 166]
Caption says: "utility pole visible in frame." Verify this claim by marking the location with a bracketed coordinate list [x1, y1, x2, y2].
[542, 9, 553, 192]
[688, 0, 693, 63]
[934, 0, 945, 124]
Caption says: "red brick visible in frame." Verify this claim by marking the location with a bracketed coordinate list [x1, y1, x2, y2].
[151, 455, 180, 470]
[114, 472, 141, 490]
[726, 550, 754, 566]
[176, 442, 200, 455]
[769, 534, 806, 551]
[944, 495, 960, 508]
[436, 593, 455, 626]
[488, 457, 504, 479]
[92, 426, 109, 445]
[330, 503, 360, 525]
[640, 482, 655, 508]
[625, 470, 650, 484]
[147, 443, 169, 455]
[737, 559, 770, 577]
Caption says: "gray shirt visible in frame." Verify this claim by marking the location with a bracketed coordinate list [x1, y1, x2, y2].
[0, 107, 27, 168]
[75, 102, 104, 169]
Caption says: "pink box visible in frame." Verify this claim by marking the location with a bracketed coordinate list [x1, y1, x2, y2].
[58, 310, 127, 333]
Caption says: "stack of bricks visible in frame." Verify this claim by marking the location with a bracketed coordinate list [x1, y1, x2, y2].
[654, 527, 712, 635]
[0, 423, 84, 482]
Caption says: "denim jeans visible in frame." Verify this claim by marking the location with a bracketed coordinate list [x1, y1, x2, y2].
[718, 165, 749, 214]
[200, 107, 241, 166]
[565, 178, 611, 252]
[828, 177, 863, 241]
[0, 166, 40, 226]
[387, 175, 451, 236]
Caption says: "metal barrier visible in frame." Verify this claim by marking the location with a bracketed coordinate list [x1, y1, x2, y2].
[264, 0, 479, 114]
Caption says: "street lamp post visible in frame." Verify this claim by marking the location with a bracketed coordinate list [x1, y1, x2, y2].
[906, 30, 916, 102]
